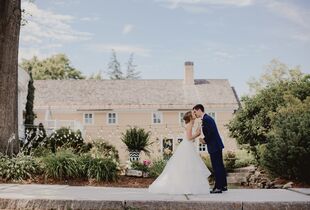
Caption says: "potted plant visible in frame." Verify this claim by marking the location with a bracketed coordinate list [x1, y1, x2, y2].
[121, 127, 153, 162]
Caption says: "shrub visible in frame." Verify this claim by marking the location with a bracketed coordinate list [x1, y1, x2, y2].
[148, 158, 167, 178]
[47, 127, 84, 153]
[261, 96, 310, 183]
[22, 123, 47, 155]
[42, 149, 81, 180]
[90, 140, 119, 162]
[87, 158, 118, 182]
[131, 161, 149, 173]
[79, 153, 92, 178]
[0, 154, 41, 181]
[224, 151, 236, 172]
[30, 146, 52, 158]
[121, 127, 153, 155]
[234, 149, 256, 168]
[227, 71, 310, 162]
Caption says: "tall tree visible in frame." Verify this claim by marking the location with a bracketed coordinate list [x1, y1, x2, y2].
[247, 59, 303, 94]
[24, 68, 36, 129]
[20, 54, 85, 80]
[125, 53, 140, 79]
[107, 50, 123, 80]
[0, 0, 21, 154]
[107, 51, 141, 80]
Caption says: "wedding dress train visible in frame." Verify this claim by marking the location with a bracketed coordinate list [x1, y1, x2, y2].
[148, 138, 211, 194]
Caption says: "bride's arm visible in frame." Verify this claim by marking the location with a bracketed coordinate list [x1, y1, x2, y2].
[185, 123, 201, 141]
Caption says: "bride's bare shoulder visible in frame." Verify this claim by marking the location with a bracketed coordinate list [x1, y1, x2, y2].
[184, 122, 192, 130]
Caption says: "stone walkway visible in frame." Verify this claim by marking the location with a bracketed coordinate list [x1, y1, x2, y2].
[0, 184, 309, 209]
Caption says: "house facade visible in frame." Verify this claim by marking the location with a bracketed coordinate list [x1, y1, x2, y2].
[18, 67, 30, 139]
[33, 62, 240, 163]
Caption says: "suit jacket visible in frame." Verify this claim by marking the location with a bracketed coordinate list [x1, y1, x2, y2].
[201, 113, 224, 154]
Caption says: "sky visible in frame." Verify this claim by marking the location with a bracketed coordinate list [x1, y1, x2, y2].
[19, 0, 310, 96]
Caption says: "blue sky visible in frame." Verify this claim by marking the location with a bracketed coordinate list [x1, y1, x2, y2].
[20, 0, 310, 96]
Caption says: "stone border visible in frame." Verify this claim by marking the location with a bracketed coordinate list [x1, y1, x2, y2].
[0, 198, 309, 210]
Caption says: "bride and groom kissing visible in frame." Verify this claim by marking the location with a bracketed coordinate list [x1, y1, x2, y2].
[149, 104, 227, 194]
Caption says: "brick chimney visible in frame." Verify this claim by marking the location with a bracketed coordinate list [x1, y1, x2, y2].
[184, 61, 194, 85]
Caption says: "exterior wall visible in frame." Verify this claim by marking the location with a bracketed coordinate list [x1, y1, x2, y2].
[34, 107, 238, 165]
[18, 68, 30, 139]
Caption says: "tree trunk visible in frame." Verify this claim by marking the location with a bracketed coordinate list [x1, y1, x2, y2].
[0, 0, 21, 155]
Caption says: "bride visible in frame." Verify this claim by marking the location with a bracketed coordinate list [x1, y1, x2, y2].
[148, 111, 211, 194]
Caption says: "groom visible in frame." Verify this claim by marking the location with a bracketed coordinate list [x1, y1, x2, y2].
[193, 104, 227, 194]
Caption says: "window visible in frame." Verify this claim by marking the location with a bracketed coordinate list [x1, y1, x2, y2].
[179, 112, 185, 125]
[152, 112, 162, 124]
[207, 112, 216, 120]
[84, 113, 93, 124]
[198, 143, 207, 152]
[107, 113, 117, 124]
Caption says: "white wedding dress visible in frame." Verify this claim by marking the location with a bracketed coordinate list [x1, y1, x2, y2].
[148, 136, 211, 194]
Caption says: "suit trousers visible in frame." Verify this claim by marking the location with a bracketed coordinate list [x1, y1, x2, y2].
[210, 150, 227, 189]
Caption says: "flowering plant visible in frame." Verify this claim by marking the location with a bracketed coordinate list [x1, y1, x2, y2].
[143, 160, 151, 166]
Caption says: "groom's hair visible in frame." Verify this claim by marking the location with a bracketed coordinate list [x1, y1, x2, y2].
[193, 104, 204, 112]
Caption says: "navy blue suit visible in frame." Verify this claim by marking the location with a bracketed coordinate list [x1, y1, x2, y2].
[201, 114, 227, 189]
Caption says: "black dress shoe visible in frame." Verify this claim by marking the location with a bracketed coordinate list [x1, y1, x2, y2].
[210, 188, 222, 194]
[222, 186, 228, 191]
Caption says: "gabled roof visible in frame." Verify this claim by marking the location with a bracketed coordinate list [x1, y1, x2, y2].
[34, 79, 239, 110]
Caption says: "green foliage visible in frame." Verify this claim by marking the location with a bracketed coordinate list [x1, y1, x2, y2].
[87, 158, 118, 182]
[121, 127, 153, 155]
[90, 140, 119, 162]
[24, 70, 36, 126]
[148, 158, 167, 178]
[79, 153, 92, 178]
[20, 54, 85, 80]
[228, 60, 309, 182]
[22, 123, 47, 155]
[228, 67, 310, 162]
[234, 149, 256, 168]
[47, 127, 84, 153]
[30, 146, 52, 158]
[261, 96, 310, 183]
[22, 70, 39, 155]
[130, 161, 149, 173]
[42, 149, 81, 180]
[224, 151, 236, 172]
[0, 154, 41, 181]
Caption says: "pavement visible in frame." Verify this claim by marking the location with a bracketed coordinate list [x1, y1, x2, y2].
[0, 184, 309, 210]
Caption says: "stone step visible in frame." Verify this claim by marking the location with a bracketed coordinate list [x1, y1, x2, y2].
[227, 175, 247, 184]
[232, 165, 256, 173]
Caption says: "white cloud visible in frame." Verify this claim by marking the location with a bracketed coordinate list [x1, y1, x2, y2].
[122, 24, 134, 34]
[80, 16, 100, 22]
[265, 1, 309, 29]
[20, 1, 92, 60]
[156, 0, 254, 11]
[264, 0, 310, 42]
[90, 43, 151, 57]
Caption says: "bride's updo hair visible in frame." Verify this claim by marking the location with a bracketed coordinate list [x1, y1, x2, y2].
[183, 111, 193, 124]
